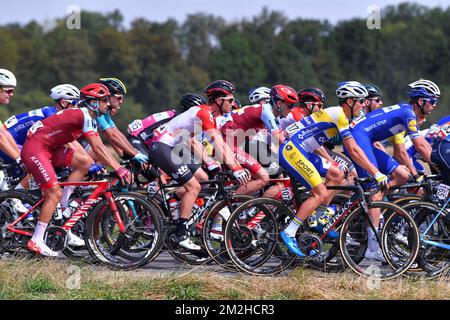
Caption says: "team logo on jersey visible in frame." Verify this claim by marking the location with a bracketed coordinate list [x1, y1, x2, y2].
[285, 144, 292, 151]
[408, 119, 418, 132]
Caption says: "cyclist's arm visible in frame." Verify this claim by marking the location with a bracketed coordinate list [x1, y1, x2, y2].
[0, 126, 20, 160]
[373, 141, 387, 152]
[343, 137, 379, 176]
[411, 136, 432, 163]
[206, 128, 242, 170]
[84, 134, 122, 171]
[261, 103, 284, 144]
[313, 146, 334, 163]
[187, 137, 214, 165]
[393, 142, 417, 176]
[103, 127, 137, 158]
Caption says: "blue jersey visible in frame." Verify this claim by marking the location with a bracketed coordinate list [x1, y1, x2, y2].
[96, 111, 116, 132]
[437, 115, 450, 126]
[3, 106, 57, 145]
[350, 103, 420, 142]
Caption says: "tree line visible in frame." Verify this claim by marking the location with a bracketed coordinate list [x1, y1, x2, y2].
[1, 2, 449, 130]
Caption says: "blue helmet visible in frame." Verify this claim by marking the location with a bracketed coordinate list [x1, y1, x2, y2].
[408, 79, 440, 99]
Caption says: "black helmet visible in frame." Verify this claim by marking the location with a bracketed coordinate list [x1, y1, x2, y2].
[99, 78, 127, 95]
[297, 87, 326, 105]
[179, 93, 207, 112]
[364, 84, 382, 98]
[203, 80, 235, 99]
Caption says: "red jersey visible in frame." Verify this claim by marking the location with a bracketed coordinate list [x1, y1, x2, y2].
[27, 108, 98, 149]
[219, 104, 280, 136]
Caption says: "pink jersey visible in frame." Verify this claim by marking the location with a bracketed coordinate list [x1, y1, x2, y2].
[27, 108, 98, 149]
[127, 110, 177, 145]
[152, 105, 216, 147]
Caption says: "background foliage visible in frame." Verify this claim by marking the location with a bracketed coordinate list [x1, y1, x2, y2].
[1, 3, 449, 130]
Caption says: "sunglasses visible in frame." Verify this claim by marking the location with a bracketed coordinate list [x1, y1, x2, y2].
[1, 87, 14, 95]
[114, 94, 124, 102]
[369, 97, 382, 103]
[353, 98, 366, 104]
[218, 98, 235, 104]
[426, 98, 438, 106]
[99, 97, 109, 103]
[305, 101, 323, 108]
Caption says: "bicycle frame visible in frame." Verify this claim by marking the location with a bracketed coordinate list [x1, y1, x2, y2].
[6, 179, 125, 237]
[289, 175, 378, 241]
[420, 197, 450, 250]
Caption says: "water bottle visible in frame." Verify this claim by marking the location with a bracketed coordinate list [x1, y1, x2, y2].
[53, 203, 63, 221]
[62, 200, 81, 219]
[147, 181, 158, 196]
[29, 177, 39, 190]
[169, 198, 179, 221]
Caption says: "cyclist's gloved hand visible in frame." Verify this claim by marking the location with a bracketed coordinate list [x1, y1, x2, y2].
[15, 157, 27, 173]
[116, 167, 133, 185]
[132, 152, 149, 164]
[374, 172, 389, 189]
[337, 162, 350, 176]
[88, 163, 104, 175]
[233, 168, 251, 185]
[413, 174, 425, 183]
[206, 161, 220, 173]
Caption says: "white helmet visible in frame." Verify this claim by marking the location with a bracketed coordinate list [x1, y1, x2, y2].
[249, 86, 271, 104]
[0, 69, 17, 87]
[408, 79, 440, 98]
[336, 81, 368, 99]
[50, 84, 80, 100]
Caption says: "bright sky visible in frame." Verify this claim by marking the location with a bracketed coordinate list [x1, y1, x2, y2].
[2, 0, 450, 27]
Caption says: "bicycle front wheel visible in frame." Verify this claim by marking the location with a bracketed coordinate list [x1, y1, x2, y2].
[340, 201, 419, 280]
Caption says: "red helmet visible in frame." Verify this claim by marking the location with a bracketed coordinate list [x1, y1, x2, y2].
[203, 80, 235, 99]
[270, 85, 298, 108]
[298, 87, 326, 104]
[80, 83, 110, 100]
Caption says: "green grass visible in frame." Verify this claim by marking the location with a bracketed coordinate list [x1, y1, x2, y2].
[0, 258, 449, 300]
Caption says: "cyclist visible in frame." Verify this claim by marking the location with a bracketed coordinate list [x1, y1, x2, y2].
[248, 86, 271, 105]
[147, 83, 250, 250]
[0, 84, 89, 200]
[213, 83, 296, 196]
[279, 81, 389, 258]
[127, 93, 212, 183]
[21, 83, 133, 257]
[429, 117, 450, 184]
[347, 79, 440, 260]
[363, 84, 383, 114]
[94, 78, 148, 165]
[0, 84, 80, 165]
[296, 87, 358, 202]
[0, 69, 22, 165]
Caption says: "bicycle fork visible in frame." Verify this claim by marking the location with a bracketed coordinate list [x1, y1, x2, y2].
[420, 198, 450, 250]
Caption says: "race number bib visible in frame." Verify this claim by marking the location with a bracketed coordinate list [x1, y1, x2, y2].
[128, 120, 143, 133]
[285, 122, 302, 138]
[436, 183, 450, 201]
[28, 121, 44, 136]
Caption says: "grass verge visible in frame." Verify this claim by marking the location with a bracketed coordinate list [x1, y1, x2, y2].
[0, 257, 449, 300]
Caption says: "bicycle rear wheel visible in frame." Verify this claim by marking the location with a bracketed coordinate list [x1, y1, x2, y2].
[84, 192, 163, 270]
[224, 198, 296, 275]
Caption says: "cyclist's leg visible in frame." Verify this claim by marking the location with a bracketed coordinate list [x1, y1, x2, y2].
[21, 143, 62, 255]
[148, 142, 201, 249]
[279, 141, 328, 222]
